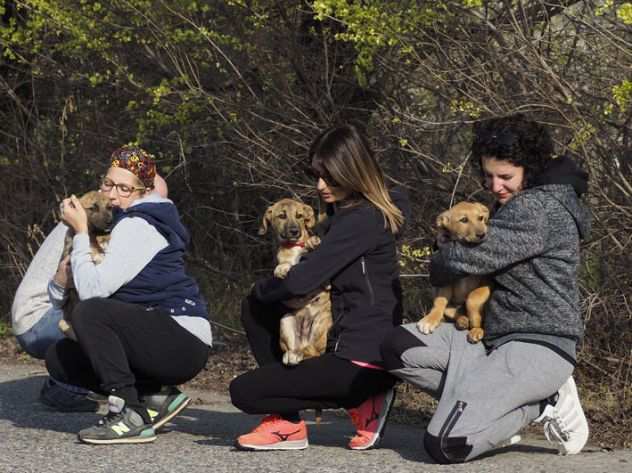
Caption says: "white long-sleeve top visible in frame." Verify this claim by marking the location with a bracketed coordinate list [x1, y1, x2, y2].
[51, 194, 212, 346]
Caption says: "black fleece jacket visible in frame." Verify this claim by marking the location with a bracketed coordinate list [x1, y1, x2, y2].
[254, 189, 410, 365]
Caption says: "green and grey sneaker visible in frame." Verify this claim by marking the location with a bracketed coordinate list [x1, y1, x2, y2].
[142, 386, 191, 431]
[78, 395, 156, 445]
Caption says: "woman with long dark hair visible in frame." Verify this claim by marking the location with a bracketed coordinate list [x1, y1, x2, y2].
[230, 123, 409, 451]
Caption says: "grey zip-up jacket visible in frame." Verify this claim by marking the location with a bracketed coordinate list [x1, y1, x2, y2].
[430, 160, 590, 362]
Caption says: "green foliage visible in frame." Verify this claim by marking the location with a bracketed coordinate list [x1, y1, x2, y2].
[312, 0, 441, 85]
[617, 2, 632, 24]
[399, 244, 431, 273]
[0, 320, 11, 339]
[612, 80, 632, 113]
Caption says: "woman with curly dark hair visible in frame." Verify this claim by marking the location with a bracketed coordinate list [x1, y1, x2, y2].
[381, 115, 591, 462]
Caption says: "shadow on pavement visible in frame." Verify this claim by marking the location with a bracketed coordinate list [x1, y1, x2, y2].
[0, 373, 550, 466]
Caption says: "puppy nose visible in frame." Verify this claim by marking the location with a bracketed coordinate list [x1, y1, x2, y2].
[288, 227, 300, 237]
[476, 232, 486, 239]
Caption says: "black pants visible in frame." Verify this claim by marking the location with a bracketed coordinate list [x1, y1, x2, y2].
[45, 298, 210, 404]
[229, 295, 396, 417]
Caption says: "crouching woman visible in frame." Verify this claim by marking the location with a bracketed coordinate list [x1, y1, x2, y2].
[45, 146, 211, 445]
[381, 115, 591, 462]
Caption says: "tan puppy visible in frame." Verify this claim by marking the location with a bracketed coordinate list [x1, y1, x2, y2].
[418, 201, 491, 343]
[259, 198, 333, 365]
[58, 191, 113, 340]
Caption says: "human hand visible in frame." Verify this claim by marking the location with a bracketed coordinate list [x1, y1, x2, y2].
[53, 255, 74, 289]
[60, 195, 88, 234]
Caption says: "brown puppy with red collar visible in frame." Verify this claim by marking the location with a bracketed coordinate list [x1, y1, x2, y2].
[417, 201, 491, 343]
[259, 198, 332, 365]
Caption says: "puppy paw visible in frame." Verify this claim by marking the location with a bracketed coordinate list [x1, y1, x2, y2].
[467, 328, 484, 343]
[455, 315, 470, 330]
[274, 263, 291, 279]
[282, 351, 303, 365]
[305, 235, 321, 251]
[417, 314, 441, 335]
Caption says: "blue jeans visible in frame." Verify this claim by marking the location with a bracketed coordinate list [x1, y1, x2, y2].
[16, 307, 65, 359]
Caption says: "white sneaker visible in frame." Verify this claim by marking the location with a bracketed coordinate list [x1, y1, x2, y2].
[534, 376, 589, 455]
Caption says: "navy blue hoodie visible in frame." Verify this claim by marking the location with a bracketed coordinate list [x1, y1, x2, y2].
[110, 202, 208, 319]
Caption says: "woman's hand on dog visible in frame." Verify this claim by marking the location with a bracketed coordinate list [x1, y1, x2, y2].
[61, 195, 89, 234]
[53, 255, 74, 289]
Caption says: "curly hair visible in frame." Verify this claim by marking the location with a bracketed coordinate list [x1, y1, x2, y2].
[472, 115, 554, 188]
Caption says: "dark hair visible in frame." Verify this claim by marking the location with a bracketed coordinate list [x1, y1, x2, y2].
[308, 123, 403, 233]
[472, 115, 554, 188]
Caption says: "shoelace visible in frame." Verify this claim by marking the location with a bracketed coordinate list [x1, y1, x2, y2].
[96, 410, 127, 427]
[543, 415, 570, 443]
[253, 415, 284, 432]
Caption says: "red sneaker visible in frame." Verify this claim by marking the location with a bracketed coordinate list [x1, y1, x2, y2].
[347, 389, 395, 450]
[236, 415, 308, 450]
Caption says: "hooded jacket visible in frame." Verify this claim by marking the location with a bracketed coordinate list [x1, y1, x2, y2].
[430, 156, 591, 362]
[110, 202, 208, 319]
[254, 189, 410, 365]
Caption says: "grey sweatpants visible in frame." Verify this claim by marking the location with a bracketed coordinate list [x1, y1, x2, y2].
[381, 323, 574, 463]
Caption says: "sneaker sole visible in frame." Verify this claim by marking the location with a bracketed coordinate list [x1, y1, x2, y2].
[152, 395, 191, 431]
[558, 377, 589, 455]
[79, 434, 158, 445]
[235, 439, 309, 451]
[348, 388, 396, 451]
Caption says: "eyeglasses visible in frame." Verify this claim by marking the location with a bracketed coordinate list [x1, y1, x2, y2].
[305, 167, 339, 188]
[100, 177, 146, 197]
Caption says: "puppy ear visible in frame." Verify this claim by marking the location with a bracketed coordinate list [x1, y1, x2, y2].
[78, 192, 91, 209]
[258, 206, 273, 235]
[436, 211, 450, 229]
[476, 203, 490, 219]
[303, 204, 316, 229]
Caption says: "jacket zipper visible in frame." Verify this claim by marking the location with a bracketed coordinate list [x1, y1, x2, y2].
[361, 257, 375, 305]
[439, 400, 467, 455]
[333, 295, 344, 352]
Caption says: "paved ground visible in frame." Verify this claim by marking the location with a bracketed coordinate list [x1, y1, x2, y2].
[1, 363, 631, 473]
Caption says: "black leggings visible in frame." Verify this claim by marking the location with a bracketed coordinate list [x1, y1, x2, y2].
[45, 298, 210, 404]
[229, 295, 396, 417]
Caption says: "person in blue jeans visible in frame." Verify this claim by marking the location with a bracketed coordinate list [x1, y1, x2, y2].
[381, 115, 590, 462]
[12, 175, 168, 411]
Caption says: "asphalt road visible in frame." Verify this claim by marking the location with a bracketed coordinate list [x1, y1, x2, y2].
[1, 363, 630, 473]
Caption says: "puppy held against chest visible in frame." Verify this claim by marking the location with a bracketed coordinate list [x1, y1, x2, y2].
[259, 198, 333, 365]
[58, 191, 113, 341]
[417, 201, 491, 343]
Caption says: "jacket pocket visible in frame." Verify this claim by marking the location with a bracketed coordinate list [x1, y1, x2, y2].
[361, 256, 375, 305]
[440, 400, 467, 452]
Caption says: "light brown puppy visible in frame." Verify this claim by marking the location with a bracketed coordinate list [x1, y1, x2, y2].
[417, 201, 491, 343]
[58, 191, 113, 340]
[259, 198, 333, 365]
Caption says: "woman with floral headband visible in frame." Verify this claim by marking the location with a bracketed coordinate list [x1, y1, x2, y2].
[45, 146, 211, 445]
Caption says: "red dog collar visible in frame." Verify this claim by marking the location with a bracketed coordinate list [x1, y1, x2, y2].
[280, 241, 305, 249]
